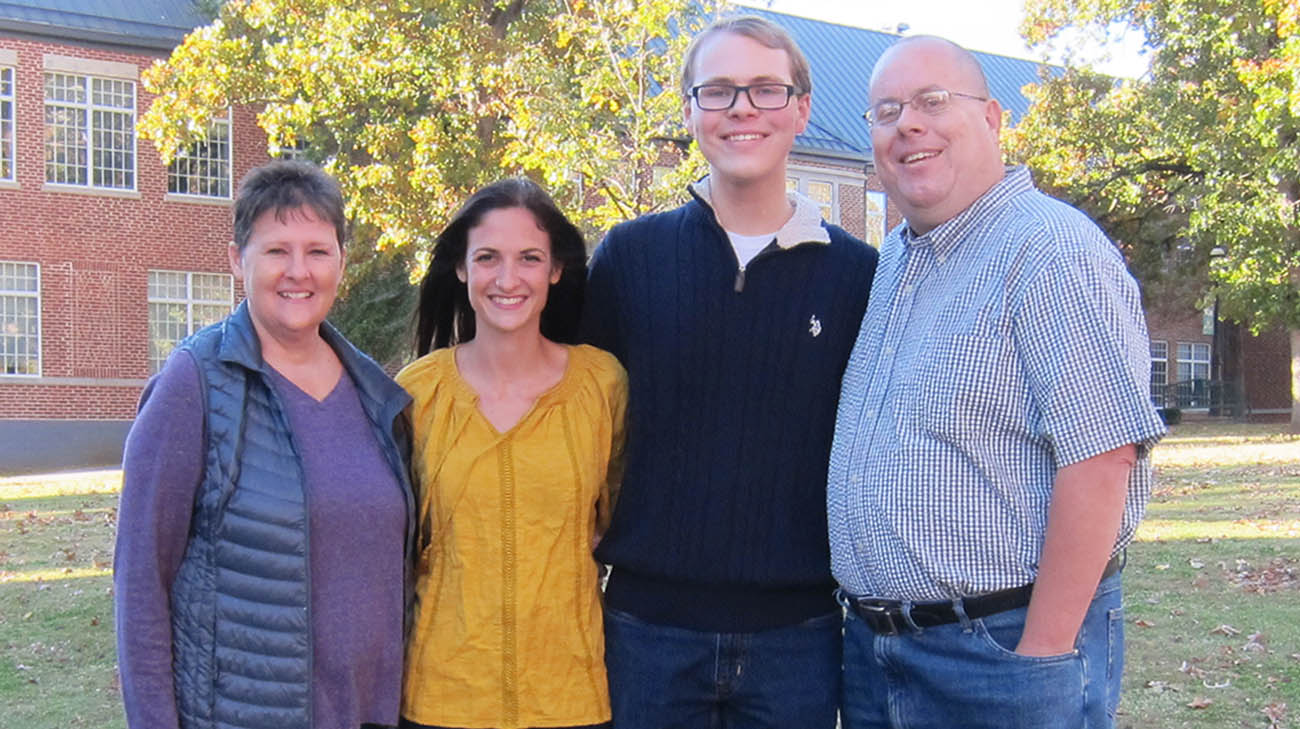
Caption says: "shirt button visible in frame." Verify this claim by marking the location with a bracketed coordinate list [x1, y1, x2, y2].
[864, 409, 877, 420]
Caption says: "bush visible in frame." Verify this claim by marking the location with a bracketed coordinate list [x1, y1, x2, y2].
[1158, 407, 1182, 425]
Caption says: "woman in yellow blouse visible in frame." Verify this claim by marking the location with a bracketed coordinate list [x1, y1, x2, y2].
[397, 178, 625, 729]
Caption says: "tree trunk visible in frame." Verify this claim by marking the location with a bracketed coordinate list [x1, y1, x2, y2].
[1292, 328, 1300, 433]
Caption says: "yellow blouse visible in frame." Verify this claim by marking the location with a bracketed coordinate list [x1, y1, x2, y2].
[397, 344, 626, 728]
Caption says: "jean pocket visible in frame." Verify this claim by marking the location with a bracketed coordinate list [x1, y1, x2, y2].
[973, 609, 1078, 663]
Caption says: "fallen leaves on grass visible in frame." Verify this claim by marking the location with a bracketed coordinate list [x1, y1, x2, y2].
[1180, 660, 1208, 679]
[1229, 557, 1298, 594]
[1187, 697, 1214, 709]
[1242, 633, 1268, 653]
[1134, 618, 1156, 628]
[1210, 624, 1242, 636]
[1262, 702, 1287, 728]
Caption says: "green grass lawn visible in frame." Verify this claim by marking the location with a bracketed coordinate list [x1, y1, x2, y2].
[1, 422, 1297, 728]
[0, 470, 122, 728]
[1120, 422, 1300, 729]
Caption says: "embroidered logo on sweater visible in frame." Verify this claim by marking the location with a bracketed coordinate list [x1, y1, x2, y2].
[809, 315, 822, 337]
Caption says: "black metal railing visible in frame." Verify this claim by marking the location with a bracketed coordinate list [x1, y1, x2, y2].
[1152, 379, 1244, 415]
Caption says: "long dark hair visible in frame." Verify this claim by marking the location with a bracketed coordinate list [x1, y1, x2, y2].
[414, 178, 586, 356]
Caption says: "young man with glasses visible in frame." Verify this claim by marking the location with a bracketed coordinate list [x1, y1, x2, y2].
[828, 36, 1165, 728]
[581, 15, 877, 729]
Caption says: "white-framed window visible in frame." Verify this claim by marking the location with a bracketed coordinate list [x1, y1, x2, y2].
[1150, 340, 1167, 405]
[1176, 341, 1210, 383]
[147, 271, 233, 373]
[864, 190, 887, 248]
[787, 175, 838, 223]
[1, 261, 41, 376]
[168, 112, 231, 198]
[1, 66, 14, 182]
[44, 71, 136, 189]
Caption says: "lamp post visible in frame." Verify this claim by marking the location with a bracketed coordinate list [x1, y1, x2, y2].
[1208, 245, 1229, 415]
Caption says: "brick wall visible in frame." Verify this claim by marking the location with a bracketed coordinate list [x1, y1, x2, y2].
[1242, 326, 1293, 412]
[0, 35, 267, 420]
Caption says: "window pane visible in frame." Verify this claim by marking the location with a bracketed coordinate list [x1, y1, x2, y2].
[0, 261, 39, 292]
[168, 117, 231, 197]
[0, 262, 40, 375]
[147, 271, 233, 373]
[191, 273, 231, 303]
[148, 302, 188, 372]
[1, 67, 13, 181]
[92, 109, 135, 189]
[44, 73, 135, 189]
[91, 78, 134, 109]
[44, 73, 86, 104]
[44, 104, 88, 185]
[148, 271, 187, 300]
[192, 304, 229, 330]
[864, 191, 887, 248]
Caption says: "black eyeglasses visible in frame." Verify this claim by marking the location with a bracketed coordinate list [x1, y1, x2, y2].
[863, 89, 988, 127]
[690, 83, 799, 111]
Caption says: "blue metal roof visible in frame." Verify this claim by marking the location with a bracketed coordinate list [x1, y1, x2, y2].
[0, 0, 206, 49]
[0, 1, 1054, 163]
[744, 7, 1056, 163]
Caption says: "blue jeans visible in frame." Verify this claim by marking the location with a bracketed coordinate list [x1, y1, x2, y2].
[603, 607, 841, 729]
[841, 571, 1125, 729]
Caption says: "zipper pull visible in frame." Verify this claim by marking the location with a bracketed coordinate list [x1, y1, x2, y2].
[734, 266, 746, 292]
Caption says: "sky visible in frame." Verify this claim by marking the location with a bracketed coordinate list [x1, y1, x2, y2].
[734, 0, 1150, 78]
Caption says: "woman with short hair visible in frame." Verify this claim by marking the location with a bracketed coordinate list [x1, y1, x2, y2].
[115, 160, 414, 729]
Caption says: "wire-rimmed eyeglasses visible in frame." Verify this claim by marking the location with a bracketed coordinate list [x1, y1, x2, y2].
[863, 89, 988, 127]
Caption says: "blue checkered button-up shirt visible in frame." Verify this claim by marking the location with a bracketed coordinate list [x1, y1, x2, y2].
[828, 167, 1166, 601]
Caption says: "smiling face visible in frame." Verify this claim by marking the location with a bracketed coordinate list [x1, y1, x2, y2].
[457, 206, 561, 339]
[684, 31, 810, 190]
[869, 38, 1005, 234]
[229, 205, 343, 346]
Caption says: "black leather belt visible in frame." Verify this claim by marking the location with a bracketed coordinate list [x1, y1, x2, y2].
[838, 554, 1122, 636]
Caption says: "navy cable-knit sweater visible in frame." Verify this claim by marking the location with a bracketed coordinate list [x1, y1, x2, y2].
[581, 186, 878, 632]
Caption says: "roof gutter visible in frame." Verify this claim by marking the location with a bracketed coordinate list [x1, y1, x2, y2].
[0, 16, 187, 52]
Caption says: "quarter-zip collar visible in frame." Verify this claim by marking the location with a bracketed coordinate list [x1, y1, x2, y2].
[689, 175, 832, 250]
[689, 175, 832, 291]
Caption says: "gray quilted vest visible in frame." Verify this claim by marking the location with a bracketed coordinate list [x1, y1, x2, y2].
[168, 301, 413, 729]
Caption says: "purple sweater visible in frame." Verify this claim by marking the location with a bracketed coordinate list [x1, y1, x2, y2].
[114, 350, 405, 729]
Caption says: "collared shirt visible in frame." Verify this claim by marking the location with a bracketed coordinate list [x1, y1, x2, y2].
[827, 166, 1166, 601]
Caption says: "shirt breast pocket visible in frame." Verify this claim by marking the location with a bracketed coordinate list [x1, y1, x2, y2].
[902, 334, 1024, 439]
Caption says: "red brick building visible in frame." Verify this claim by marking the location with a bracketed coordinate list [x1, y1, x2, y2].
[0, 2, 268, 473]
[1, 3, 1291, 474]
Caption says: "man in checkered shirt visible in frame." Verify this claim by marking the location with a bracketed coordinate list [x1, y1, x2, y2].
[827, 36, 1167, 728]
